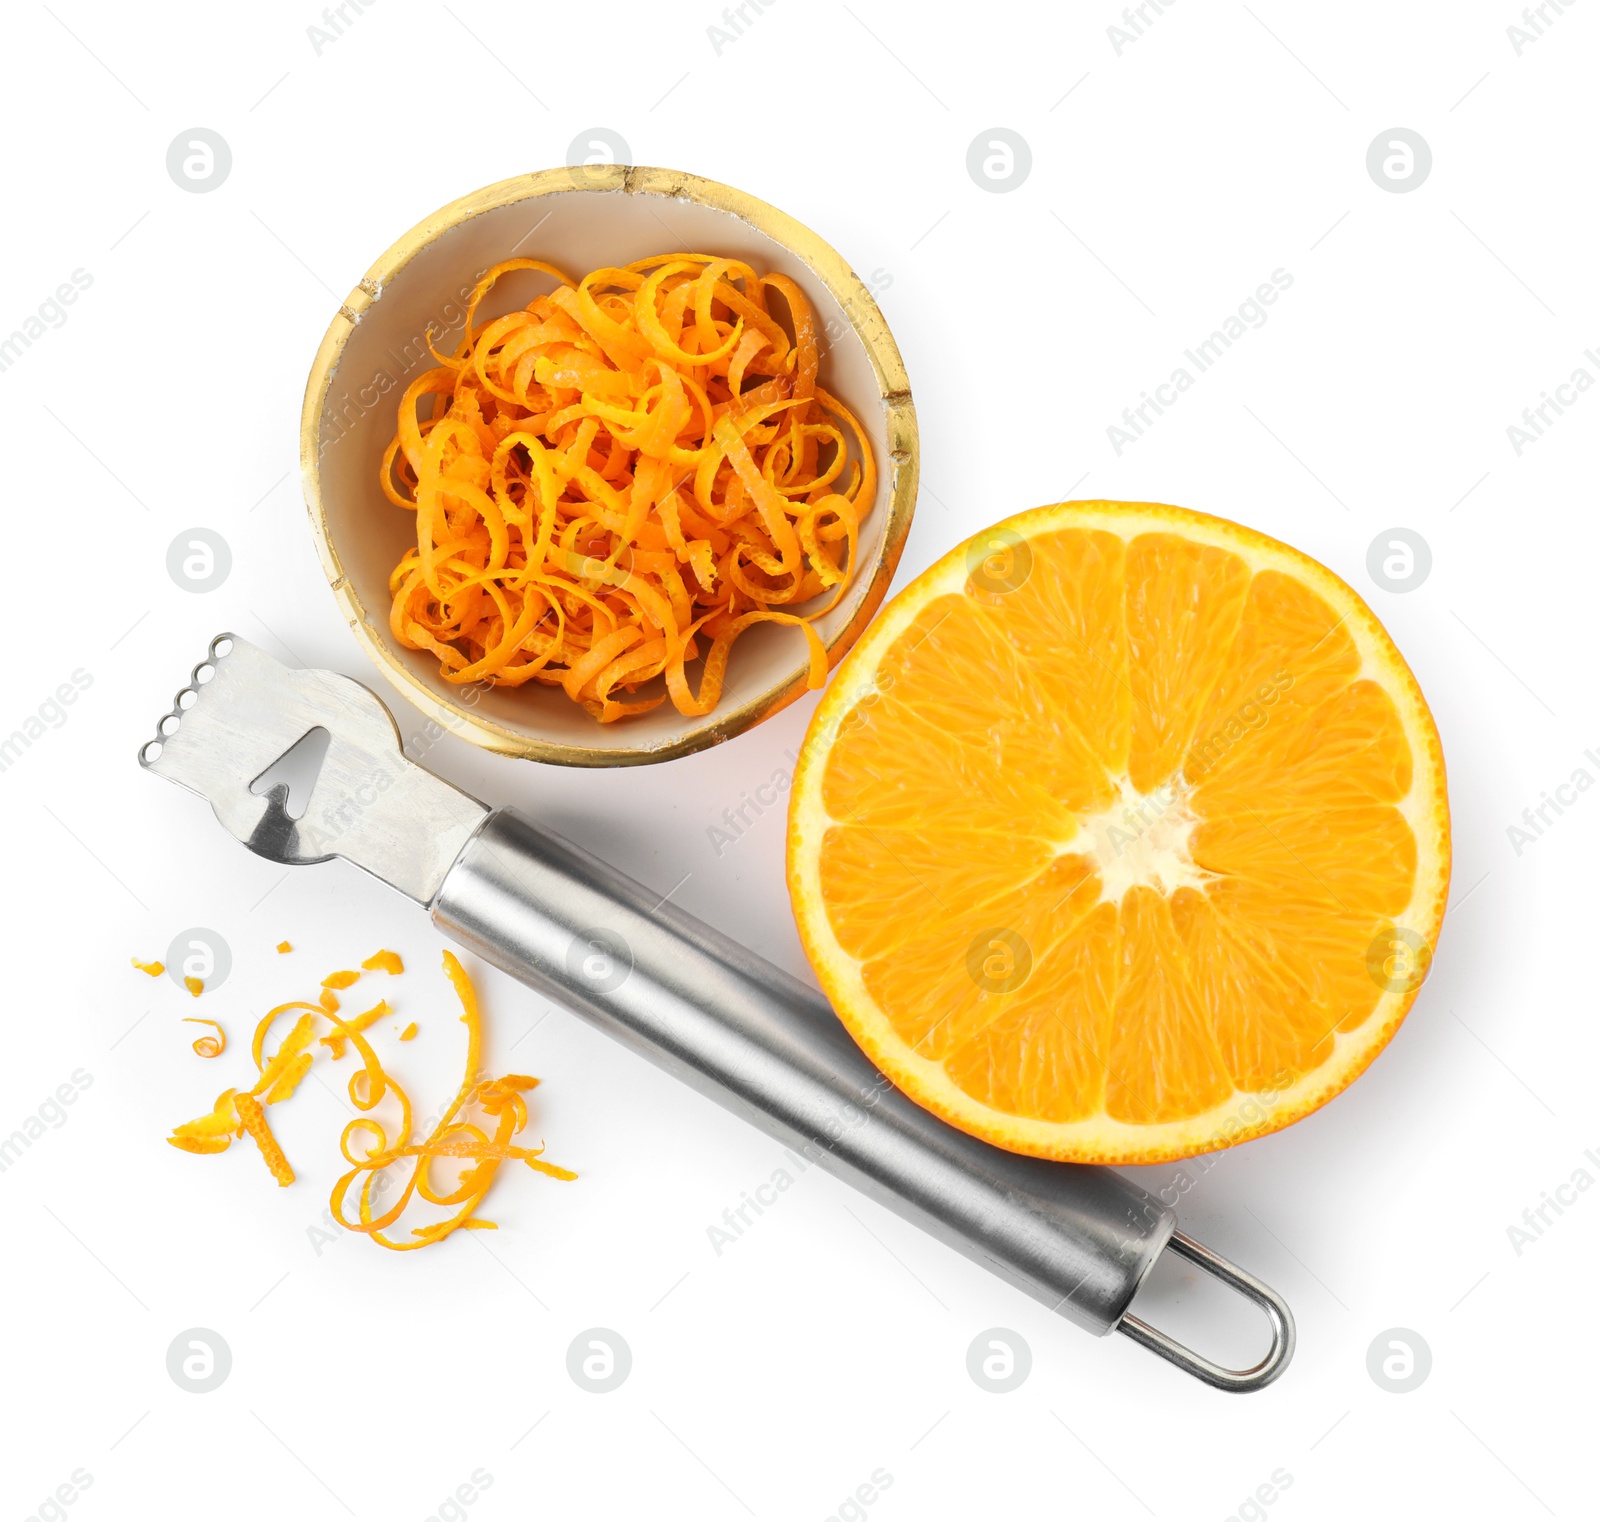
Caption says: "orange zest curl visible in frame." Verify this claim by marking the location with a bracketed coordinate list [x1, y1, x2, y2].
[183, 1019, 226, 1059]
[380, 255, 874, 722]
[362, 950, 404, 975]
[131, 957, 164, 977]
[329, 952, 576, 1251]
[165, 952, 573, 1248]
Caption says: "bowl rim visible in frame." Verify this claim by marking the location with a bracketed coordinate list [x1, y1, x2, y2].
[299, 164, 919, 767]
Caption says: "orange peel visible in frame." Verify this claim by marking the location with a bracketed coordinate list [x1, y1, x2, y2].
[252, 1012, 317, 1097]
[164, 953, 572, 1247]
[321, 999, 389, 1060]
[183, 1019, 226, 1059]
[329, 951, 575, 1250]
[169, 1088, 240, 1154]
[380, 255, 872, 722]
[235, 1092, 295, 1187]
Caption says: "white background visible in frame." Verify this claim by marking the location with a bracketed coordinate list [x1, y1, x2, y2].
[2, 2, 1596, 1518]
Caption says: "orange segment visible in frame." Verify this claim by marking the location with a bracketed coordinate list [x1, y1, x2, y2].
[788, 501, 1450, 1164]
[1169, 887, 1334, 1092]
[1192, 806, 1417, 914]
[1105, 886, 1233, 1124]
[818, 825, 1058, 963]
[1187, 570, 1359, 772]
[1124, 533, 1251, 793]
[1192, 679, 1413, 815]
[823, 709, 1074, 839]
[941, 902, 1120, 1124]
[858, 855, 1102, 1061]
[975, 527, 1131, 777]
[838, 595, 1114, 823]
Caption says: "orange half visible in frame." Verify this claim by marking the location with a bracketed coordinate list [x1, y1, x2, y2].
[787, 502, 1450, 1164]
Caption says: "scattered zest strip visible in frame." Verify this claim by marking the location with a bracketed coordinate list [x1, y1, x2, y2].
[165, 953, 572, 1247]
[131, 958, 164, 977]
[321, 1000, 389, 1060]
[381, 255, 874, 722]
[330, 952, 576, 1251]
[235, 1092, 295, 1187]
[184, 976, 204, 998]
[168, 1088, 239, 1154]
[276, 941, 293, 954]
[183, 1019, 226, 1059]
[362, 950, 404, 975]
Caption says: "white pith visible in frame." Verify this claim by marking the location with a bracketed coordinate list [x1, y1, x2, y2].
[1071, 775, 1212, 904]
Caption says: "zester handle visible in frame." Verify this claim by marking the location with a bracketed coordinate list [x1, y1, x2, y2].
[431, 806, 1172, 1336]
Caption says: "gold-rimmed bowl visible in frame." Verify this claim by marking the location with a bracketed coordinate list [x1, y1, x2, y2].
[300, 165, 918, 767]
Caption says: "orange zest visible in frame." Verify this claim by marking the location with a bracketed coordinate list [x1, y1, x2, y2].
[168, 1088, 240, 1155]
[183, 976, 204, 998]
[165, 952, 573, 1246]
[380, 255, 873, 721]
[235, 1092, 295, 1187]
[131, 957, 164, 977]
[253, 1013, 317, 1104]
[362, 950, 404, 975]
[183, 1019, 226, 1059]
[321, 999, 389, 1059]
[277, 941, 293, 953]
[330, 952, 576, 1250]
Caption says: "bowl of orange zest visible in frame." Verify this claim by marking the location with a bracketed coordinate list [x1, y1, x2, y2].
[303, 166, 917, 765]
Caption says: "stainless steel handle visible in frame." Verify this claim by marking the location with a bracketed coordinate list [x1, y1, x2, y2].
[433, 807, 1174, 1337]
[1118, 1232, 1297, 1392]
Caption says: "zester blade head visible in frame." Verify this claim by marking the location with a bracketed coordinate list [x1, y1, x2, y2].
[139, 634, 487, 904]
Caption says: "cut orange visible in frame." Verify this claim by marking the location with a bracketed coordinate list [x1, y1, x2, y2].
[787, 501, 1450, 1164]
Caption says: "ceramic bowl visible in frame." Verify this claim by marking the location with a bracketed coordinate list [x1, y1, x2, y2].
[300, 165, 917, 766]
